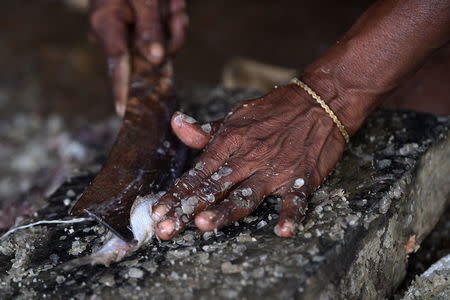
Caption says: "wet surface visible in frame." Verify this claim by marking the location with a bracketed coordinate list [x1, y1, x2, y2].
[0, 88, 448, 299]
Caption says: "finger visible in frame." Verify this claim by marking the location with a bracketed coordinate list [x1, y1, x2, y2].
[90, 0, 133, 57]
[275, 180, 309, 237]
[90, 0, 133, 116]
[155, 159, 249, 240]
[171, 112, 222, 149]
[168, 0, 188, 54]
[195, 174, 269, 232]
[130, 0, 165, 65]
[108, 54, 130, 117]
[151, 136, 234, 225]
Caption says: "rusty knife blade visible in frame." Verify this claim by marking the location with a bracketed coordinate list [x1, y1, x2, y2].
[71, 58, 186, 242]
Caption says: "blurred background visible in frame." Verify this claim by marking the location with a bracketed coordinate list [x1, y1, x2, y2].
[0, 0, 373, 122]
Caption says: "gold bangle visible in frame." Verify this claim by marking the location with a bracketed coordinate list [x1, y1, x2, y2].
[289, 78, 350, 144]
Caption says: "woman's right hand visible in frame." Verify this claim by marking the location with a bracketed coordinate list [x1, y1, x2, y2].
[89, 0, 188, 116]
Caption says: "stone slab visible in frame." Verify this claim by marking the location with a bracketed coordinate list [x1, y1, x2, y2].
[0, 88, 449, 299]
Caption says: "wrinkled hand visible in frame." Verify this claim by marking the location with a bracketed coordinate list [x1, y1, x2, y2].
[151, 85, 348, 239]
[89, 0, 188, 116]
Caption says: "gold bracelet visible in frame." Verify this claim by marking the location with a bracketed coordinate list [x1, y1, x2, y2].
[289, 77, 350, 143]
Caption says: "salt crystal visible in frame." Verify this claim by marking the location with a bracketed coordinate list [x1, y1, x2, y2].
[128, 268, 144, 279]
[195, 161, 205, 170]
[293, 178, 304, 189]
[201, 123, 212, 133]
[241, 188, 253, 196]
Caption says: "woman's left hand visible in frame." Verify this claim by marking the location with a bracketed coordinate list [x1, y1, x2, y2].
[151, 84, 349, 238]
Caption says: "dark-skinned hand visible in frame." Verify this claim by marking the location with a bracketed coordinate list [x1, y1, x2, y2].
[88, 0, 449, 240]
[89, 0, 188, 116]
[150, 85, 347, 238]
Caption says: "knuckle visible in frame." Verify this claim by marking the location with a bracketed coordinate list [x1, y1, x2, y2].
[251, 140, 270, 157]
[206, 145, 228, 163]
[222, 130, 243, 152]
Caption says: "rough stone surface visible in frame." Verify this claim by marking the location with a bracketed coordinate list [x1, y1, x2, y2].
[0, 88, 449, 299]
[402, 254, 450, 300]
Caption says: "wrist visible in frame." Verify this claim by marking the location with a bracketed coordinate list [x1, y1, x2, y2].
[297, 42, 384, 136]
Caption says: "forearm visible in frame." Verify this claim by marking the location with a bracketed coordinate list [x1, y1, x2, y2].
[299, 0, 450, 135]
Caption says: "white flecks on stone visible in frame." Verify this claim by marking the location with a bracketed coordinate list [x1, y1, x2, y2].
[69, 240, 87, 256]
[304, 232, 312, 239]
[163, 141, 171, 148]
[156, 147, 165, 155]
[201, 123, 212, 133]
[399, 143, 419, 156]
[63, 198, 71, 206]
[257, 220, 267, 229]
[221, 261, 243, 274]
[379, 197, 391, 214]
[346, 214, 359, 226]
[293, 178, 305, 189]
[128, 267, 144, 279]
[314, 205, 323, 214]
[203, 231, 213, 240]
[56, 275, 65, 284]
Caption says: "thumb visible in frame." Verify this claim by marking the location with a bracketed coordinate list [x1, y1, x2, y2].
[171, 112, 222, 149]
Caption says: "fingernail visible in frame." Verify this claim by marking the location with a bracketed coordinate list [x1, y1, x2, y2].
[278, 222, 295, 237]
[115, 102, 126, 118]
[195, 211, 218, 231]
[108, 54, 130, 118]
[157, 219, 175, 239]
[173, 112, 197, 127]
[152, 205, 169, 222]
[149, 43, 164, 63]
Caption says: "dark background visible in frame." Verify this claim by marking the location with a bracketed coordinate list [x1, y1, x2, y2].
[0, 0, 373, 123]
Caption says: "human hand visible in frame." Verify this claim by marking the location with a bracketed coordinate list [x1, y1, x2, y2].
[150, 84, 351, 239]
[89, 0, 188, 116]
